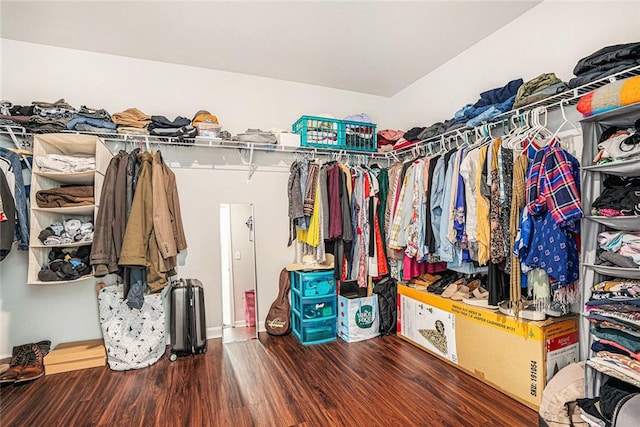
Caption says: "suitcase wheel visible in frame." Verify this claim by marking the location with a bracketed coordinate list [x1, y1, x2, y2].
[169, 353, 177, 362]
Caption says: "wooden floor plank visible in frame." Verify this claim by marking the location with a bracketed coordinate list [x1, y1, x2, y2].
[0, 335, 537, 426]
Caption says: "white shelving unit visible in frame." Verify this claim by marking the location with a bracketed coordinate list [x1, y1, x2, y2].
[579, 102, 640, 397]
[27, 133, 112, 285]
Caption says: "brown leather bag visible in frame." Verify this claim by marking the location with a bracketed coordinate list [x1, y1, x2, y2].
[265, 268, 292, 336]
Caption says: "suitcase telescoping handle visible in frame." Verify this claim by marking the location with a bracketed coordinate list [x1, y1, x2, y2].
[186, 279, 196, 353]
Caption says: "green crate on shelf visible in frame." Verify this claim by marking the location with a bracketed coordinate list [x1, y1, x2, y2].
[292, 115, 377, 152]
[292, 115, 341, 150]
[339, 119, 377, 152]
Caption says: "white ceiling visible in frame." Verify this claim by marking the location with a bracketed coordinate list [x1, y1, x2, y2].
[1, 1, 540, 96]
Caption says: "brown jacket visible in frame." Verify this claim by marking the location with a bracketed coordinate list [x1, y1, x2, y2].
[152, 151, 187, 273]
[90, 152, 128, 275]
[119, 151, 167, 291]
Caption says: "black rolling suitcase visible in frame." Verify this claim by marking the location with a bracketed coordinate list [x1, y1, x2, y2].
[169, 278, 207, 361]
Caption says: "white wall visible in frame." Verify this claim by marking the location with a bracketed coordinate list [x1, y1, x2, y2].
[387, 1, 640, 129]
[0, 39, 387, 133]
[0, 39, 385, 357]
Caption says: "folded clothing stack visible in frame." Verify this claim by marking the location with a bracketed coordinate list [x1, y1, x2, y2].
[235, 128, 277, 144]
[453, 78, 522, 128]
[569, 42, 640, 89]
[592, 176, 640, 216]
[597, 231, 640, 268]
[67, 105, 116, 134]
[38, 220, 93, 245]
[148, 115, 196, 139]
[35, 185, 94, 208]
[377, 129, 404, 152]
[513, 73, 567, 108]
[111, 108, 151, 132]
[38, 246, 92, 282]
[0, 103, 34, 126]
[593, 120, 640, 164]
[36, 154, 96, 173]
[28, 99, 77, 132]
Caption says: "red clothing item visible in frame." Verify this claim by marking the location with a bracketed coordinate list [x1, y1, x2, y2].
[374, 199, 389, 277]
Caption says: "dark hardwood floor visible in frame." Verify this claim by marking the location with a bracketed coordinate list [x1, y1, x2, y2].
[0, 334, 537, 426]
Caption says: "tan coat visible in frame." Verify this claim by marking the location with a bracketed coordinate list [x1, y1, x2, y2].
[119, 151, 167, 291]
[152, 151, 187, 274]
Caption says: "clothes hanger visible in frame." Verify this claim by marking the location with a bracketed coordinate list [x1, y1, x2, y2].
[528, 107, 553, 144]
[467, 124, 491, 150]
[505, 112, 527, 150]
[551, 100, 581, 141]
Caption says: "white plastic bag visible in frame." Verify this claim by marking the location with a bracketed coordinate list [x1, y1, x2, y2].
[98, 285, 166, 371]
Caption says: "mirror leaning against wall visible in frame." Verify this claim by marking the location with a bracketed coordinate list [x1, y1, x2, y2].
[219, 203, 258, 342]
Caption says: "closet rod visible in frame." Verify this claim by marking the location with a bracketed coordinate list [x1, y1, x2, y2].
[0, 128, 389, 160]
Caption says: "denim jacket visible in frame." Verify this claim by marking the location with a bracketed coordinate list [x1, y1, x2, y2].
[0, 147, 29, 250]
[438, 154, 457, 263]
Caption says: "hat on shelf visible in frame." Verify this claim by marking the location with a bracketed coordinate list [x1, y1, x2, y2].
[192, 110, 219, 125]
[286, 253, 334, 272]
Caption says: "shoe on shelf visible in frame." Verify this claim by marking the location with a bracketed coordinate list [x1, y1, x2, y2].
[0, 345, 30, 384]
[15, 343, 45, 383]
[498, 301, 546, 321]
[461, 286, 498, 310]
[418, 273, 441, 284]
[441, 279, 466, 299]
[546, 301, 571, 317]
[451, 285, 471, 301]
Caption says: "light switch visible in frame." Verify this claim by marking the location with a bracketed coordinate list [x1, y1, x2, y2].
[234, 251, 241, 260]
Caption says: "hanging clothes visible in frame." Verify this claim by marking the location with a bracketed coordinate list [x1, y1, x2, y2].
[0, 147, 29, 250]
[475, 145, 491, 265]
[91, 151, 129, 276]
[0, 169, 16, 261]
[522, 140, 582, 301]
[509, 153, 529, 306]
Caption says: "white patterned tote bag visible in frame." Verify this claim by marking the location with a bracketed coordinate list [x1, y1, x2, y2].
[98, 285, 166, 371]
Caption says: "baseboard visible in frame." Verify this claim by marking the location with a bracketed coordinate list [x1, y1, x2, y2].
[258, 320, 266, 333]
[207, 326, 223, 339]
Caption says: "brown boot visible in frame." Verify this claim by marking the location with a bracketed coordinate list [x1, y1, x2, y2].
[14, 344, 45, 383]
[0, 345, 30, 384]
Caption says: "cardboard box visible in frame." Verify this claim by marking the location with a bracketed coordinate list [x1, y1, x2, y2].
[397, 285, 579, 410]
[44, 339, 106, 375]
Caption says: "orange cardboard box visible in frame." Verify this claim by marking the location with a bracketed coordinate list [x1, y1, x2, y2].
[44, 339, 106, 375]
[397, 285, 579, 410]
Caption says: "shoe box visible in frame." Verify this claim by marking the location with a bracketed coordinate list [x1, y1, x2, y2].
[396, 284, 579, 410]
[44, 339, 106, 375]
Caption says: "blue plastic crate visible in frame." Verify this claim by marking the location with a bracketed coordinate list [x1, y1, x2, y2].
[292, 115, 377, 152]
[291, 293, 336, 320]
[339, 120, 377, 152]
[292, 115, 341, 149]
[290, 270, 335, 297]
[291, 312, 337, 345]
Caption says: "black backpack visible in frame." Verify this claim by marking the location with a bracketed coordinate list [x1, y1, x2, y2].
[373, 276, 397, 335]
